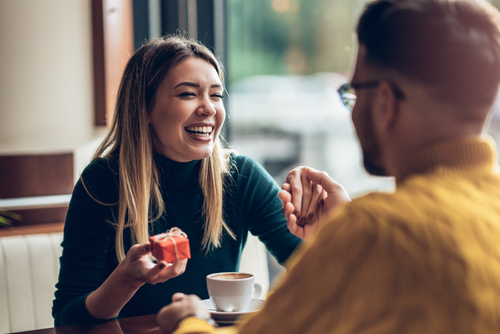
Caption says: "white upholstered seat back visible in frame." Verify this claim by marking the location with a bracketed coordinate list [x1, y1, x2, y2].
[0, 233, 63, 333]
[239, 233, 270, 296]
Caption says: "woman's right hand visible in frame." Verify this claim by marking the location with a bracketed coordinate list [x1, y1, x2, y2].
[85, 242, 188, 320]
[121, 243, 188, 287]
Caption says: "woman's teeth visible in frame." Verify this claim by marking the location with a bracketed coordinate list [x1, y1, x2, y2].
[186, 126, 213, 137]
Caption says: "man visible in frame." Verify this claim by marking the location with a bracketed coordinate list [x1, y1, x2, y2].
[157, 0, 500, 333]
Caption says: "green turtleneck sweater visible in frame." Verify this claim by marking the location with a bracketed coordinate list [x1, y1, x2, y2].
[52, 153, 301, 326]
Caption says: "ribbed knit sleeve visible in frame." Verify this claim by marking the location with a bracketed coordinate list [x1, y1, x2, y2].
[173, 317, 218, 333]
[174, 317, 238, 334]
[230, 155, 302, 265]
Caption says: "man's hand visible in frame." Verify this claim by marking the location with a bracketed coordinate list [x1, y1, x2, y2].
[279, 167, 351, 240]
[157, 293, 211, 334]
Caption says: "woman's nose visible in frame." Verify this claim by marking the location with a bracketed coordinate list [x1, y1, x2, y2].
[196, 97, 217, 117]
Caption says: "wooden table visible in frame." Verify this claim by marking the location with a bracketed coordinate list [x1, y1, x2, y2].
[10, 314, 160, 334]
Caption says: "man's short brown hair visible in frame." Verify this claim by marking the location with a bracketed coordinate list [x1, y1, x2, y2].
[357, 0, 500, 107]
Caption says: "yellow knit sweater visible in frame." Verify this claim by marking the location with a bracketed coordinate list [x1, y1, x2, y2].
[174, 136, 500, 334]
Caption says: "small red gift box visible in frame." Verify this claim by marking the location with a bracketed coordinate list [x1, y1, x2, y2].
[149, 227, 191, 263]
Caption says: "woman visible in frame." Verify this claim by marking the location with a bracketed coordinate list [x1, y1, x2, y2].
[52, 35, 302, 326]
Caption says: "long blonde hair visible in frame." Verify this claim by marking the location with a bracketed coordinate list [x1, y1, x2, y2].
[93, 35, 235, 261]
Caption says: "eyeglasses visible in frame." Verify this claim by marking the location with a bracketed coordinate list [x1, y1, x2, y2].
[337, 80, 404, 111]
[337, 81, 380, 111]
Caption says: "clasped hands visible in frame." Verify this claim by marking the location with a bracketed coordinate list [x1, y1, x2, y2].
[279, 166, 351, 240]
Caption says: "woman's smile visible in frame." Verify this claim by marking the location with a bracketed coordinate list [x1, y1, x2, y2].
[185, 125, 214, 138]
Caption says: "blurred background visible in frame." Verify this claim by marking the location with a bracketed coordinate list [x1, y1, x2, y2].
[2, 0, 500, 284]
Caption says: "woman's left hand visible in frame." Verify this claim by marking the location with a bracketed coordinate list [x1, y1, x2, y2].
[279, 167, 351, 241]
[280, 183, 326, 240]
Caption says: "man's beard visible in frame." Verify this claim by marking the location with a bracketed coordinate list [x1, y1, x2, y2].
[358, 107, 388, 177]
[363, 150, 387, 176]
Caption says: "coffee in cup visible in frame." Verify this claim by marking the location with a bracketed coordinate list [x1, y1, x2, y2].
[210, 273, 252, 280]
[206, 272, 262, 312]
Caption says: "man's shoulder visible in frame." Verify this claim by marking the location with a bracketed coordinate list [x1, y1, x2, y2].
[343, 189, 410, 216]
[346, 173, 453, 213]
[321, 170, 496, 239]
[319, 185, 430, 237]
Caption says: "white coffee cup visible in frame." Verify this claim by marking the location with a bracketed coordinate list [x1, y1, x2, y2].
[206, 272, 262, 312]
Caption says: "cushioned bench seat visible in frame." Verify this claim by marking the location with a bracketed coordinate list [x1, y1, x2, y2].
[0, 233, 63, 333]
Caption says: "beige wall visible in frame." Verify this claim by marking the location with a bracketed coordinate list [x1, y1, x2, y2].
[0, 0, 105, 159]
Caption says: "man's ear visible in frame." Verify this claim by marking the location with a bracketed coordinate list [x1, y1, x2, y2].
[373, 80, 400, 132]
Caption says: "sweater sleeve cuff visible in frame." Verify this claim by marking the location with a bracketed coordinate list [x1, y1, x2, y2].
[173, 317, 217, 334]
[172, 317, 239, 334]
[55, 293, 117, 326]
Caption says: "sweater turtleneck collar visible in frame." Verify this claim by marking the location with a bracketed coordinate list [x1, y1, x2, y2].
[153, 152, 202, 192]
[395, 136, 498, 185]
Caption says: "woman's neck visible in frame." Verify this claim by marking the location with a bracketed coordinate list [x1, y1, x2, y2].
[154, 152, 202, 192]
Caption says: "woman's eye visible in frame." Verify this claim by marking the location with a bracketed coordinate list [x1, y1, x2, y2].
[211, 94, 224, 100]
[178, 92, 196, 97]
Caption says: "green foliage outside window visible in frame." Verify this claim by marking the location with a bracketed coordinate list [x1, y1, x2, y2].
[228, 0, 500, 84]
[227, 0, 368, 83]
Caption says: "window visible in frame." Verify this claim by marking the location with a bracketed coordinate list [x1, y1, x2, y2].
[226, 0, 395, 197]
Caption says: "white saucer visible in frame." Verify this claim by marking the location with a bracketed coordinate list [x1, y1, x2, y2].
[201, 299, 265, 324]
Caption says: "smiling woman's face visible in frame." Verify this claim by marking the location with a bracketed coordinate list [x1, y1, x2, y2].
[148, 57, 225, 162]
